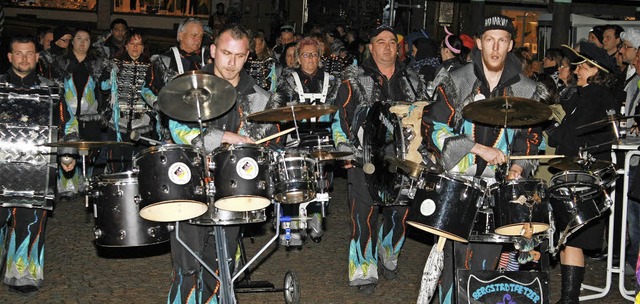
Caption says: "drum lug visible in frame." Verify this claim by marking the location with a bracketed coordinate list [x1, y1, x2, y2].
[134, 195, 141, 205]
[207, 181, 216, 197]
[167, 223, 175, 232]
[258, 180, 267, 190]
[147, 226, 158, 237]
[118, 230, 127, 240]
[195, 186, 204, 195]
[94, 228, 103, 239]
[229, 155, 236, 163]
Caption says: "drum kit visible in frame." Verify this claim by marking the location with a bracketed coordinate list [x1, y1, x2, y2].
[373, 96, 619, 253]
[43, 71, 345, 303]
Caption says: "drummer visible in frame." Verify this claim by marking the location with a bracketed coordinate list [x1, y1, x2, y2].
[331, 24, 428, 294]
[421, 15, 548, 303]
[275, 37, 341, 244]
[546, 42, 618, 303]
[0, 36, 59, 294]
[166, 24, 281, 303]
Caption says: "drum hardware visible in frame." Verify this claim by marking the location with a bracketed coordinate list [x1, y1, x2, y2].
[271, 150, 316, 204]
[156, 71, 237, 122]
[461, 96, 552, 127]
[41, 140, 135, 149]
[247, 104, 338, 147]
[309, 150, 353, 161]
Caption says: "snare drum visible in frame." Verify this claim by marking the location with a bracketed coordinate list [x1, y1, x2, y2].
[133, 145, 208, 222]
[91, 171, 171, 247]
[212, 143, 271, 212]
[490, 179, 550, 236]
[549, 170, 607, 233]
[407, 173, 484, 243]
[189, 203, 267, 226]
[271, 150, 316, 204]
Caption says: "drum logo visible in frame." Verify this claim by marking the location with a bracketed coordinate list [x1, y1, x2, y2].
[236, 157, 259, 180]
[168, 162, 192, 185]
[420, 199, 436, 216]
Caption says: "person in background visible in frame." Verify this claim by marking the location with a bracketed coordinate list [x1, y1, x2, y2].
[94, 18, 129, 59]
[273, 25, 295, 62]
[0, 35, 59, 295]
[546, 42, 618, 303]
[36, 27, 53, 51]
[437, 28, 470, 74]
[588, 25, 605, 48]
[38, 26, 72, 79]
[407, 37, 440, 84]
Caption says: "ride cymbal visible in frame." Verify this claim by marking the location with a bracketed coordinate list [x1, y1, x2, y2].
[576, 114, 640, 130]
[42, 141, 133, 150]
[548, 157, 614, 171]
[462, 96, 552, 127]
[158, 71, 237, 122]
[247, 104, 338, 122]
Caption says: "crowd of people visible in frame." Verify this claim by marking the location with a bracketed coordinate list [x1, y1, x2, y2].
[1, 11, 640, 304]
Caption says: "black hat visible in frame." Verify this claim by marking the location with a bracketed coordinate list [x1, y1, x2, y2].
[53, 26, 72, 43]
[562, 41, 616, 73]
[479, 15, 516, 38]
[368, 24, 397, 40]
[589, 25, 605, 44]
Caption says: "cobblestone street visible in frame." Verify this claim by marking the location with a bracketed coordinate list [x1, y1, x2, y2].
[0, 173, 634, 303]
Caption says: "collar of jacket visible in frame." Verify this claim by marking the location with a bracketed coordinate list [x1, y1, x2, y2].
[6, 68, 40, 87]
[361, 56, 406, 80]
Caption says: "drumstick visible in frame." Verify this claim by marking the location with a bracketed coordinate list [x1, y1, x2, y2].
[509, 155, 565, 160]
[436, 236, 447, 251]
[254, 127, 296, 144]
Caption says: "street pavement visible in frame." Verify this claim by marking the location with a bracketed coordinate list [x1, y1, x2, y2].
[0, 171, 634, 303]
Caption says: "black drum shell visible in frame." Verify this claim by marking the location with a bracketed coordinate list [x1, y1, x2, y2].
[92, 172, 171, 247]
[212, 143, 271, 203]
[549, 170, 607, 232]
[490, 179, 550, 236]
[134, 145, 206, 208]
[407, 173, 484, 243]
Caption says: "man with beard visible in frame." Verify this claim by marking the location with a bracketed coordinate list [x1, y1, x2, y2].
[422, 15, 548, 303]
[0, 36, 59, 295]
[167, 25, 280, 303]
[94, 18, 129, 59]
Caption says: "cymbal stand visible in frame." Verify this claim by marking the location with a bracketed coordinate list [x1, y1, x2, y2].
[79, 148, 90, 208]
[503, 99, 512, 175]
[289, 105, 301, 147]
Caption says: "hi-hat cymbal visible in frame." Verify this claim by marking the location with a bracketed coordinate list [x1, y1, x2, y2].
[158, 71, 237, 122]
[462, 96, 552, 127]
[247, 104, 338, 122]
[310, 150, 353, 160]
[548, 157, 614, 171]
[576, 114, 640, 130]
[42, 141, 134, 150]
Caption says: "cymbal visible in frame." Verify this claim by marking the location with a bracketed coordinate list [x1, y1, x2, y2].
[386, 157, 441, 178]
[158, 71, 236, 122]
[576, 114, 640, 130]
[548, 157, 614, 171]
[310, 150, 353, 160]
[462, 96, 552, 127]
[247, 104, 338, 122]
[42, 141, 134, 150]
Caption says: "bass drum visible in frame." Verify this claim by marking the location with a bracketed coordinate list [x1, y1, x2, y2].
[362, 101, 408, 206]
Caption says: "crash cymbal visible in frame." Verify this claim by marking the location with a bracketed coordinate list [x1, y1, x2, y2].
[310, 150, 353, 160]
[157, 71, 236, 122]
[548, 157, 614, 171]
[42, 141, 134, 150]
[462, 96, 552, 127]
[576, 114, 640, 130]
[247, 104, 338, 122]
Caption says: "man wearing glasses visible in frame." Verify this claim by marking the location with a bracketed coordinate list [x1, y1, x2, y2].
[332, 25, 427, 294]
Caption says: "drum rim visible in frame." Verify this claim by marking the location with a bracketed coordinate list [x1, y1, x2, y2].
[550, 170, 601, 183]
[133, 144, 202, 161]
[431, 172, 485, 192]
[216, 142, 264, 151]
[95, 171, 138, 183]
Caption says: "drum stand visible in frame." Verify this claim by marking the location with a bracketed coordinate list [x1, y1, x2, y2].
[175, 203, 284, 304]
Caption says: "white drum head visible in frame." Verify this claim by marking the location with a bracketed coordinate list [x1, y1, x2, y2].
[139, 200, 208, 222]
[214, 196, 271, 212]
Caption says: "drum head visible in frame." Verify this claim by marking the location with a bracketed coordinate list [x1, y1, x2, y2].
[214, 196, 271, 212]
[139, 200, 208, 222]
